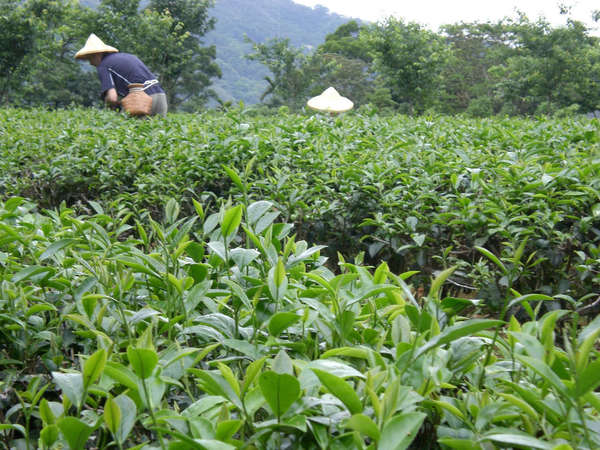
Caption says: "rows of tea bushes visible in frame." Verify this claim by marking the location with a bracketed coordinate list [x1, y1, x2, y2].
[0, 197, 599, 449]
[1, 107, 599, 305]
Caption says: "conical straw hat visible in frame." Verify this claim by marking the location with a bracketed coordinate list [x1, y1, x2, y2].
[75, 33, 118, 59]
[307, 87, 353, 113]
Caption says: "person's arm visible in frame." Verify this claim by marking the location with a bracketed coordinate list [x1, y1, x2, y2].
[97, 63, 120, 109]
[103, 88, 119, 107]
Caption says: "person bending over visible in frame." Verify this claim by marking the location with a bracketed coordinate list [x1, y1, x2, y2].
[75, 33, 167, 117]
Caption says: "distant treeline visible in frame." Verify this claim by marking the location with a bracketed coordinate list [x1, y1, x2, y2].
[2, 0, 600, 116]
[248, 15, 600, 117]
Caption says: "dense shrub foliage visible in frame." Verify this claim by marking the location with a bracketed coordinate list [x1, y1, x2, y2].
[1, 108, 599, 300]
[0, 107, 599, 448]
[0, 196, 599, 449]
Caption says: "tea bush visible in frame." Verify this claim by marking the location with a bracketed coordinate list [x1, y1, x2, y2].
[0, 197, 599, 449]
[2, 108, 599, 303]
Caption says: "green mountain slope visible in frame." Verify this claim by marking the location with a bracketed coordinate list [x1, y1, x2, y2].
[206, 0, 351, 104]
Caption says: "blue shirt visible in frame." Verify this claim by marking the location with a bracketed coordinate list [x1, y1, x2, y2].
[97, 53, 164, 98]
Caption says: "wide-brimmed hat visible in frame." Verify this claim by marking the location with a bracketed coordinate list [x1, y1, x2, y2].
[75, 33, 118, 59]
[307, 87, 354, 113]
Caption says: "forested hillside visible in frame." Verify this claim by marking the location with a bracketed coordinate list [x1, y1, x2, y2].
[205, 0, 349, 104]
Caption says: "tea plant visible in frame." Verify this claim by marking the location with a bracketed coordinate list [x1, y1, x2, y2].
[1, 197, 599, 449]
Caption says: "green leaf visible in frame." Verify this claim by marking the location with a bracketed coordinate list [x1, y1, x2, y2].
[215, 419, 243, 441]
[312, 368, 363, 414]
[321, 347, 370, 360]
[483, 432, 552, 449]
[268, 312, 300, 337]
[306, 360, 365, 379]
[414, 319, 503, 359]
[57, 416, 94, 450]
[127, 346, 159, 380]
[268, 258, 288, 302]
[242, 357, 267, 396]
[379, 412, 426, 450]
[0, 423, 25, 435]
[223, 166, 245, 192]
[258, 371, 300, 419]
[52, 372, 83, 408]
[221, 204, 243, 239]
[575, 358, 600, 398]
[114, 394, 137, 443]
[247, 201, 274, 226]
[506, 294, 554, 311]
[516, 355, 570, 400]
[40, 424, 59, 448]
[104, 396, 121, 436]
[104, 362, 138, 391]
[345, 413, 380, 441]
[12, 265, 54, 283]
[191, 369, 243, 409]
[475, 247, 507, 275]
[165, 198, 180, 224]
[441, 297, 478, 316]
[577, 315, 600, 365]
[25, 303, 57, 317]
[154, 426, 235, 449]
[39, 238, 76, 261]
[272, 350, 294, 375]
[429, 267, 456, 299]
[83, 348, 107, 390]
[217, 362, 241, 398]
[39, 399, 56, 425]
[229, 247, 260, 269]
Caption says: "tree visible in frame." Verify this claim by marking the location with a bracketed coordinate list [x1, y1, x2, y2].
[0, 1, 37, 104]
[439, 21, 517, 115]
[319, 20, 371, 62]
[363, 18, 449, 114]
[245, 37, 312, 108]
[146, 0, 221, 109]
[315, 21, 393, 109]
[94, 0, 221, 110]
[21, 0, 100, 108]
[488, 16, 600, 115]
[0, 0, 99, 107]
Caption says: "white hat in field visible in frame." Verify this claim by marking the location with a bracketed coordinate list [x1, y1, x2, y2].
[307, 87, 354, 113]
[75, 33, 118, 59]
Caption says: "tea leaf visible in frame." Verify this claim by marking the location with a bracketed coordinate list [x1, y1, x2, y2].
[482, 432, 553, 449]
[215, 419, 243, 441]
[39, 238, 76, 261]
[268, 312, 300, 337]
[414, 319, 503, 359]
[52, 372, 84, 408]
[345, 413, 380, 441]
[574, 358, 600, 398]
[57, 416, 94, 450]
[221, 204, 243, 239]
[103, 396, 121, 435]
[83, 348, 107, 390]
[259, 371, 300, 419]
[312, 368, 363, 414]
[475, 247, 508, 275]
[113, 394, 137, 443]
[127, 347, 159, 380]
[379, 412, 426, 450]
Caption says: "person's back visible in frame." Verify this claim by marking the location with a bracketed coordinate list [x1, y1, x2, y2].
[97, 53, 164, 98]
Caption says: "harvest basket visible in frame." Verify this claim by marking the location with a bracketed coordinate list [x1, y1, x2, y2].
[121, 83, 152, 116]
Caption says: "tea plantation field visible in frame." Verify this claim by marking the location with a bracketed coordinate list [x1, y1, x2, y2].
[0, 107, 599, 449]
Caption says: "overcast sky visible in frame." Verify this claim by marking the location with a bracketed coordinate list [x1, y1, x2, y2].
[292, 0, 599, 33]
